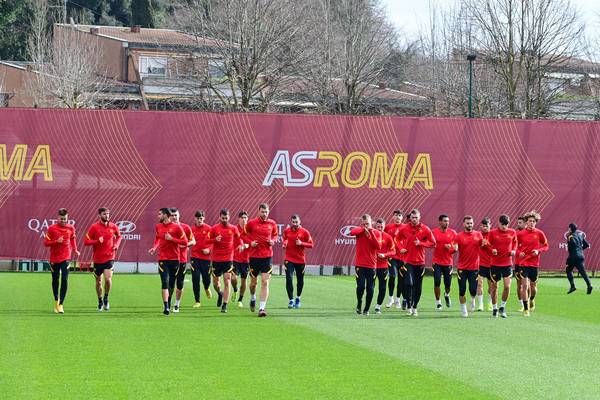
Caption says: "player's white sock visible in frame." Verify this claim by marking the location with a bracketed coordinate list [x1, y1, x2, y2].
[389, 296, 394, 302]
[477, 295, 483, 305]
[259, 301, 266, 310]
[492, 303, 497, 310]
[251, 294, 256, 301]
[437, 299, 442, 305]
[488, 294, 492, 302]
[461, 303, 467, 313]
[175, 300, 180, 307]
[501, 300, 507, 308]
[518, 300, 523, 306]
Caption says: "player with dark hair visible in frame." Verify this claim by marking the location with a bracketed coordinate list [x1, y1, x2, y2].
[565, 222, 593, 295]
[431, 214, 457, 310]
[282, 214, 314, 309]
[244, 203, 279, 317]
[190, 210, 213, 307]
[206, 209, 243, 313]
[149, 208, 188, 315]
[83, 207, 122, 311]
[350, 214, 382, 315]
[384, 210, 405, 309]
[515, 216, 527, 311]
[450, 216, 483, 318]
[169, 208, 195, 312]
[45, 208, 79, 313]
[374, 218, 395, 314]
[477, 217, 493, 311]
[517, 211, 549, 317]
[396, 209, 435, 316]
[488, 214, 517, 318]
[232, 211, 250, 307]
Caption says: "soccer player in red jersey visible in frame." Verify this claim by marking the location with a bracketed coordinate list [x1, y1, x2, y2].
[374, 219, 396, 314]
[169, 208, 195, 312]
[83, 207, 122, 311]
[515, 216, 527, 311]
[431, 214, 457, 310]
[148, 208, 188, 315]
[396, 209, 435, 316]
[206, 209, 243, 313]
[350, 214, 382, 315]
[477, 217, 493, 311]
[282, 214, 314, 309]
[488, 214, 517, 318]
[243, 203, 279, 317]
[384, 210, 404, 309]
[517, 211, 549, 316]
[190, 210, 213, 307]
[450, 215, 483, 318]
[232, 211, 250, 307]
[44, 208, 79, 314]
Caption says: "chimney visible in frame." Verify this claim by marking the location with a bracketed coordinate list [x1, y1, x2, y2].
[90, 27, 99, 34]
[378, 82, 387, 90]
[131, 26, 141, 33]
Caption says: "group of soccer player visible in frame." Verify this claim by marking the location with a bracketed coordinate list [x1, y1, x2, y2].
[44, 203, 314, 317]
[351, 208, 563, 318]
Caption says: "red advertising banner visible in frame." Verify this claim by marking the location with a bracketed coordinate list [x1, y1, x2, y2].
[0, 109, 595, 270]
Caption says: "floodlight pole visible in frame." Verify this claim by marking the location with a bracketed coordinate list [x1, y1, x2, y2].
[467, 53, 477, 118]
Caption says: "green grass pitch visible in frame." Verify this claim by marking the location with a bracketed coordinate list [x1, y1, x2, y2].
[1, 273, 598, 399]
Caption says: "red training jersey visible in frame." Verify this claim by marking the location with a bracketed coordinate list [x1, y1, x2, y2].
[432, 228, 457, 266]
[479, 231, 493, 267]
[191, 223, 212, 260]
[244, 217, 279, 259]
[350, 227, 382, 268]
[178, 223, 193, 263]
[206, 223, 242, 262]
[83, 221, 122, 263]
[514, 229, 524, 266]
[234, 224, 249, 263]
[517, 228, 549, 268]
[45, 223, 78, 263]
[283, 226, 314, 264]
[152, 222, 187, 261]
[451, 230, 483, 270]
[396, 222, 435, 265]
[488, 227, 517, 267]
[384, 223, 404, 260]
[376, 231, 395, 269]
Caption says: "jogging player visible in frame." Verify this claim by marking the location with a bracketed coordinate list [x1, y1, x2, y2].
[83, 207, 122, 311]
[350, 214, 382, 315]
[148, 208, 188, 315]
[282, 214, 314, 309]
[488, 214, 517, 318]
[517, 211, 549, 317]
[170, 208, 195, 312]
[477, 217, 493, 311]
[374, 219, 395, 314]
[384, 210, 405, 309]
[232, 211, 250, 307]
[515, 216, 527, 311]
[565, 223, 593, 294]
[243, 203, 279, 317]
[45, 208, 79, 313]
[431, 214, 457, 310]
[190, 210, 213, 307]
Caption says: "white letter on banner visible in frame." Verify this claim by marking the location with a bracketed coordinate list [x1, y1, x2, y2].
[263, 150, 291, 186]
[289, 151, 317, 186]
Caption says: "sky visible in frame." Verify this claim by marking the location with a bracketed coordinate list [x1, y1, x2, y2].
[381, 0, 600, 40]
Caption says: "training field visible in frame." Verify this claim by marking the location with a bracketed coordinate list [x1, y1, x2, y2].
[1, 273, 598, 399]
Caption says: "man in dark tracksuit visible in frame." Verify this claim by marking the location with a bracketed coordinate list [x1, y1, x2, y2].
[566, 223, 593, 295]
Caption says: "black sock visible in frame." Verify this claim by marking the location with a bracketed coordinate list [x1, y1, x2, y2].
[98, 297, 103, 303]
[523, 300, 529, 310]
[163, 301, 168, 309]
[222, 302, 227, 308]
[238, 295, 244, 302]
[530, 295, 535, 301]
[104, 294, 108, 301]
[233, 287, 238, 292]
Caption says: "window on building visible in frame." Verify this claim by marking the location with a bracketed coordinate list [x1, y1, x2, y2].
[208, 60, 227, 80]
[139, 56, 167, 77]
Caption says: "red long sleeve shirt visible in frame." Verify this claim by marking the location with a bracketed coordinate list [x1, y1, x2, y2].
[233, 224, 249, 263]
[517, 228, 549, 267]
[488, 228, 517, 267]
[191, 223, 212, 260]
[479, 231, 493, 267]
[396, 223, 435, 265]
[451, 230, 483, 270]
[244, 218, 279, 259]
[206, 223, 242, 262]
[432, 228, 457, 266]
[83, 221, 122, 263]
[152, 222, 187, 261]
[45, 223, 78, 263]
[384, 223, 404, 260]
[350, 227, 382, 268]
[283, 226, 313, 264]
[178, 223, 193, 263]
[376, 231, 395, 269]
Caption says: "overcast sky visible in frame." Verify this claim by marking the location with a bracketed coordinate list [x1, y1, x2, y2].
[381, 0, 600, 40]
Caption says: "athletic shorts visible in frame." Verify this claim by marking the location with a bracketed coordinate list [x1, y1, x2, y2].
[514, 265, 522, 279]
[233, 261, 249, 279]
[478, 265, 491, 280]
[93, 260, 114, 277]
[490, 265, 512, 282]
[212, 261, 234, 277]
[249, 257, 273, 277]
[520, 266, 539, 282]
[158, 260, 179, 290]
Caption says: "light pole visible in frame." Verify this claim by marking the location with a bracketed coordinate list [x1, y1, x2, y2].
[466, 53, 477, 118]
